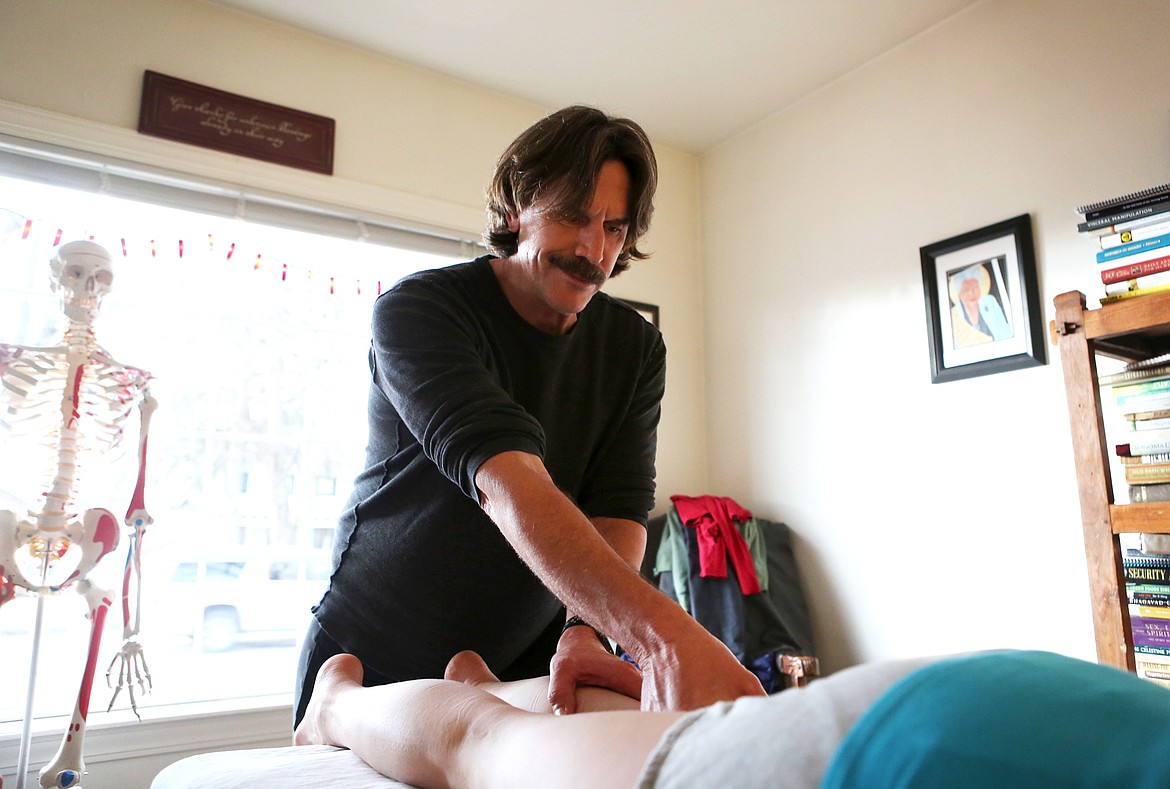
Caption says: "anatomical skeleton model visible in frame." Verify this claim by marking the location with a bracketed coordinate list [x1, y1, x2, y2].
[0, 240, 157, 789]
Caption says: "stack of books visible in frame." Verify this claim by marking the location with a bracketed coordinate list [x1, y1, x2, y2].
[1126, 548, 1170, 688]
[1101, 355, 1170, 503]
[1074, 181, 1170, 304]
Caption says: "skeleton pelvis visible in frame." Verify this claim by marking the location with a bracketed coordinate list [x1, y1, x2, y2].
[0, 508, 120, 593]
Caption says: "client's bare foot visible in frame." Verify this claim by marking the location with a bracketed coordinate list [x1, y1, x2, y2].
[294, 654, 365, 747]
[444, 650, 500, 686]
[444, 649, 553, 712]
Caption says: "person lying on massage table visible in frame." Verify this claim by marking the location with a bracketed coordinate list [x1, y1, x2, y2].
[294, 648, 1170, 788]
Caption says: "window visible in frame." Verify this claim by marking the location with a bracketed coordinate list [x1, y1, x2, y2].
[0, 168, 464, 726]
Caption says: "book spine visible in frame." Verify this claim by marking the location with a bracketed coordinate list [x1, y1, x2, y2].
[1130, 483, 1170, 503]
[1126, 463, 1170, 484]
[1099, 219, 1170, 250]
[1080, 199, 1170, 232]
[1116, 400, 1170, 417]
[1104, 271, 1170, 296]
[1100, 253, 1170, 284]
[1130, 580, 1170, 592]
[1131, 616, 1170, 649]
[1100, 362, 1170, 385]
[1131, 579, 1170, 588]
[1136, 660, 1170, 688]
[1129, 408, 1170, 418]
[1097, 233, 1170, 264]
[1130, 592, 1170, 605]
[1129, 353, 1170, 369]
[1130, 594, 1170, 607]
[1126, 565, 1170, 584]
[1131, 418, 1170, 431]
[1114, 378, 1170, 398]
[1088, 211, 1170, 236]
[1121, 452, 1170, 464]
[1125, 409, 1170, 422]
[1100, 281, 1170, 304]
[1132, 604, 1170, 620]
[1081, 186, 1170, 218]
[1114, 391, 1170, 410]
[1118, 444, 1170, 459]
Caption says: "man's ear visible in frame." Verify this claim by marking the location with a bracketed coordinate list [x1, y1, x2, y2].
[506, 213, 520, 233]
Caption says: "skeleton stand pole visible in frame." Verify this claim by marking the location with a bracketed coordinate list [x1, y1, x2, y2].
[16, 560, 50, 789]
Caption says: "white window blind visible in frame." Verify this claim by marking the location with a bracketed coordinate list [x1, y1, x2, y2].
[0, 133, 485, 260]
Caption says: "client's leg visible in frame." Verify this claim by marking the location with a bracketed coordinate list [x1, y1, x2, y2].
[295, 654, 684, 789]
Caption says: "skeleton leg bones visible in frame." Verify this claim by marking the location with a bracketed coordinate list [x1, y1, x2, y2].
[34, 509, 121, 789]
[37, 580, 117, 789]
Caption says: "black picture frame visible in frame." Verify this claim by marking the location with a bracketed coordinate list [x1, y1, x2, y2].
[920, 214, 1046, 383]
[622, 299, 660, 328]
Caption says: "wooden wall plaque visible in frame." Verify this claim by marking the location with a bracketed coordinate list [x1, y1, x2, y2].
[137, 71, 335, 175]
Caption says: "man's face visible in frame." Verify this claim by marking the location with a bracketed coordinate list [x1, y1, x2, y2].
[507, 160, 631, 332]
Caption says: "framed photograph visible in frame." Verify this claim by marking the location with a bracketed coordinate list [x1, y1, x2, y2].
[622, 299, 660, 328]
[920, 214, 1046, 383]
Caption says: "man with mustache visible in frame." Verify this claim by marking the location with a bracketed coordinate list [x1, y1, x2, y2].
[294, 106, 764, 727]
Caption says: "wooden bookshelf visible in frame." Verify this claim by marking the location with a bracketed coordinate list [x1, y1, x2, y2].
[1052, 289, 1170, 672]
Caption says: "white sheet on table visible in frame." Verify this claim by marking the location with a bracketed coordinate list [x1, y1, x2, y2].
[152, 744, 414, 789]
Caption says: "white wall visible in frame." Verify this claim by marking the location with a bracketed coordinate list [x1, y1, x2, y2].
[701, 0, 1170, 672]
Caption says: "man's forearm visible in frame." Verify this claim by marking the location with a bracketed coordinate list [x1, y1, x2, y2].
[475, 451, 678, 658]
[571, 517, 646, 640]
[589, 516, 646, 574]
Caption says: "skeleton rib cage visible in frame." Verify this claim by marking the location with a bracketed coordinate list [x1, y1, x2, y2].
[2, 342, 151, 502]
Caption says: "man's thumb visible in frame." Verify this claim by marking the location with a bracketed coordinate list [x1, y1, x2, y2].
[548, 676, 578, 716]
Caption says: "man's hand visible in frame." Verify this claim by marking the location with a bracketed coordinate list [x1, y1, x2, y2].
[547, 624, 642, 715]
[473, 453, 762, 712]
[636, 626, 767, 712]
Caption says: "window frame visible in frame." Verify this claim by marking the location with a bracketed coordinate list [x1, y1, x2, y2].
[0, 100, 485, 777]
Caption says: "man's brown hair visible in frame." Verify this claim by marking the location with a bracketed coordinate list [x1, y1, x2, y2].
[484, 105, 658, 275]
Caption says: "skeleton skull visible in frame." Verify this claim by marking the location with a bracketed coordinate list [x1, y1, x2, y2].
[50, 240, 114, 322]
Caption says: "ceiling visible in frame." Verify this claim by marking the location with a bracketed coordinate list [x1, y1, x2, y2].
[209, 0, 981, 154]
